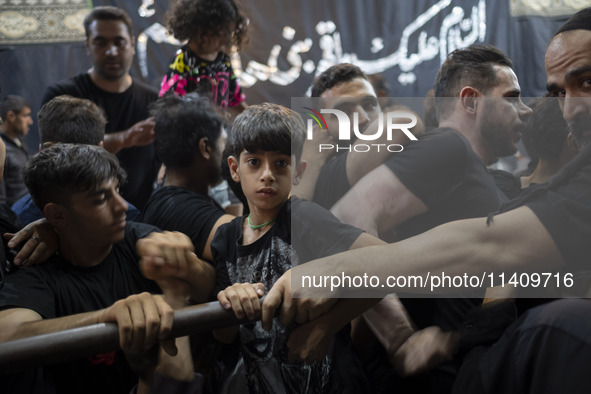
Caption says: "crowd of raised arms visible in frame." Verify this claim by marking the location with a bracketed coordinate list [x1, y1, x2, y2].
[1, 2, 591, 394]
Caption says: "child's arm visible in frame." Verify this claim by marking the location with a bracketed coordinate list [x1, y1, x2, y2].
[213, 283, 265, 343]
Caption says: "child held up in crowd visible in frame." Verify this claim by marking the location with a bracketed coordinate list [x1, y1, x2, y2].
[160, 0, 248, 113]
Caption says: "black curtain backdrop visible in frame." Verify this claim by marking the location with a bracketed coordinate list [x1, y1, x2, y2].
[0, 0, 574, 153]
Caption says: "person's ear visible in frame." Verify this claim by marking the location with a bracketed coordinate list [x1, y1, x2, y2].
[199, 138, 212, 160]
[459, 86, 480, 115]
[292, 160, 307, 185]
[43, 203, 66, 229]
[5, 111, 16, 123]
[228, 155, 240, 183]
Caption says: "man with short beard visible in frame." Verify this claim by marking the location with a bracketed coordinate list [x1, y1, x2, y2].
[42, 6, 159, 211]
[328, 44, 532, 394]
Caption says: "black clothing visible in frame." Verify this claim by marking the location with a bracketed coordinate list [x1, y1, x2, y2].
[454, 145, 591, 393]
[369, 128, 503, 394]
[453, 299, 591, 394]
[213, 197, 364, 293]
[211, 197, 367, 394]
[489, 168, 522, 200]
[0, 133, 29, 206]
[42, 73, 159, 210]
[313, 152, 350, 209]
[382, 129, 502, 332]
[385, 128, 505, 242]
[141, 186, 226, 259]
[0, 222, 161, 394]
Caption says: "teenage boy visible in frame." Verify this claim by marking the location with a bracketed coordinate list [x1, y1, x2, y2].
[0, 144, 214, 394]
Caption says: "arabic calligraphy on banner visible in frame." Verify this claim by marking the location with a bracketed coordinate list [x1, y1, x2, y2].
[236, 0, 486, 89]
[128, 0, 507, 102]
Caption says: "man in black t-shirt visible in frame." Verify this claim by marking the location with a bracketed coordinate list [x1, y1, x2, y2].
[265, 9, 591, 392]
[327, 45, 531, 393]
[42, 6, 159, 210]
[141, 93, 235, 263]
[0, 144, 214, 394]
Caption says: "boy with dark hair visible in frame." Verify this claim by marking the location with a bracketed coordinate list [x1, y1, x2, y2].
[0, 144, 214, 394]
[12, 95, 140, 226]
[38, 94, 106, 146]
[433, 44, 513, 120]
[310, 63, 368, 98]
[211, 103, 380, 393]
[83, 5, 134, 38]
[141, 93, 234, 262]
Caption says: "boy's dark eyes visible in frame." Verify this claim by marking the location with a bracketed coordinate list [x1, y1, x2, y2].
[276, 160, 288, 168]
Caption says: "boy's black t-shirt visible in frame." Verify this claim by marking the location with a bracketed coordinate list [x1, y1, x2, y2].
[141, 185, 226, 259]
[0, 222, 161, 394]
[211, 197, 368, 393]
[213, 196, 363, 292]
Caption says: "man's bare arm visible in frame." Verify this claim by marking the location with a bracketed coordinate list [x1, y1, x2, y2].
[0, 293, 174, 353]
[311, 206, 564, 294]
[103, 118, 156, 154]
[332, 164, 428, 236]
[202, 214, 235, 262]
[265, 207, 564, 327]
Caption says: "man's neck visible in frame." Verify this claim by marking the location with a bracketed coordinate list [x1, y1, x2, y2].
[164, 169, 210, 196]
[87, 68, 132, 93]
[0, 127, 19, 143]
[521, 158, 569, 188]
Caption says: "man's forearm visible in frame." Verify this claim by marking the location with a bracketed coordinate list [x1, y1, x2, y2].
[103, 131, 127, 154]
[0, 308, 102, 343]
[186, 257, 216, 303]
[296, 207, 564, 296]
[362, 294, 415, 354]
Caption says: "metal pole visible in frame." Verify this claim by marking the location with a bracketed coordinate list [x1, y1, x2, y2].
[0, 299, 251, 374]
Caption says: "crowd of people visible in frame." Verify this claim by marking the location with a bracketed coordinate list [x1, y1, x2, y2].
[0, 1, 590, 393]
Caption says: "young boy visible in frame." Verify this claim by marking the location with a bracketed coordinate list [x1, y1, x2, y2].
[211, 103, 379, 393]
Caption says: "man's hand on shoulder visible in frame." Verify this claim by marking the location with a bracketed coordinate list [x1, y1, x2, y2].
[5, 219, 58, 266]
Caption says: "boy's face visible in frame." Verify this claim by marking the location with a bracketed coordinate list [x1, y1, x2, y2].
[229, 150, 305, 214]
[52, 178, 129, 248]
